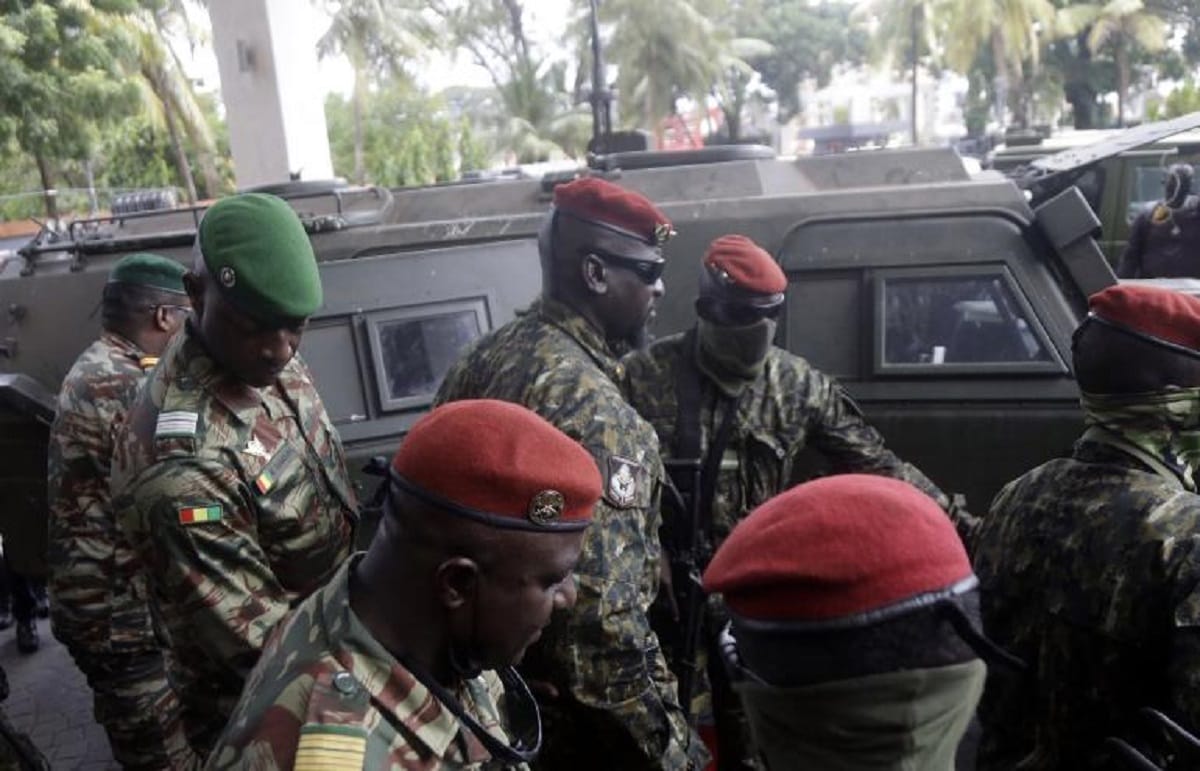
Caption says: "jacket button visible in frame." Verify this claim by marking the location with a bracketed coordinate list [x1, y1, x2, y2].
[333, 671, 358, 695]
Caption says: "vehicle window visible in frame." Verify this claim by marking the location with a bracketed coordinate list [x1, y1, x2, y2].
[882, 276, 1051, 366]
[367, 299, 488, 411]
[1128, 165, 1200, 223]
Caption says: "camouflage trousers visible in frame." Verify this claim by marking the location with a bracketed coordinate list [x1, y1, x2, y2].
[71, 650, 199, 771]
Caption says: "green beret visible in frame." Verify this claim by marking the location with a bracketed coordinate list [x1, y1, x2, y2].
[198, 193, 322, 323]
[108, 253, 187, 294]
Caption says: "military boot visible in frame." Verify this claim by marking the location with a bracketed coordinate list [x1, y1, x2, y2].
[15, 621, 37, 655]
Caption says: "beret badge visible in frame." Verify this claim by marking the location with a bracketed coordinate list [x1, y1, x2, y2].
[219, 266, 236, 288]
[654, 222, 676, 246]
[528, 490, 565, 525]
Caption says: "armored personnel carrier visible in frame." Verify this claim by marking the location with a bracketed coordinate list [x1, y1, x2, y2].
[3, 114, 1199, 554]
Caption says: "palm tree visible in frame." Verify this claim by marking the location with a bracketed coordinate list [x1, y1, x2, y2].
[317, 0, 432, 183]
[853, 0, 939, 144]
[936, 0, 1057, 128]
[602, 0, 719, 146]
[431, 0, 590, 161]
[1059, 0, 1166, 126]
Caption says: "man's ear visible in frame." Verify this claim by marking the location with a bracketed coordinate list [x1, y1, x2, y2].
[153, 304, 175, 333]
[581, 253, 608, 295]
[435, 557, 481, 610]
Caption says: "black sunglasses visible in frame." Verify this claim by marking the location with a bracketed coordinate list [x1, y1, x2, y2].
[587, 249, 666, 284]
[701, 298, 783, 327]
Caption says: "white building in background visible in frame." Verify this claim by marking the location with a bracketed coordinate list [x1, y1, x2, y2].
[784, 66, 969, 155]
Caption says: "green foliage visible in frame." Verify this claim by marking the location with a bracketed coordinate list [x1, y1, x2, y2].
[325, 80, 478, 187]
[1148, 78, 1200, 119]
[0, 0, 141, 212]
[458, 118, 491, 173]
[744, 0, 867, 120]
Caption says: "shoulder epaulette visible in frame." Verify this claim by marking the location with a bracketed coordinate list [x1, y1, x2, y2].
[155, 411, 198, 439]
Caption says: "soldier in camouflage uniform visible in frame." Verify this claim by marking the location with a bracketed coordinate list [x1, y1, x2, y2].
[435, 178, 705, 770]
[208, 399, 601, 770]
[110, 194, 357, 759]
[621, 234, 959, 768]
[704, 475, 995, 771]
[47, 253, 196, 770]
[974, 284, 1200, 770]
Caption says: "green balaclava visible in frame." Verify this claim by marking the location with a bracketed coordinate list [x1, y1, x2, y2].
[696, 317, 777, 394]
[737, 660, 986, 771]
[1080, 387, 1200, 491]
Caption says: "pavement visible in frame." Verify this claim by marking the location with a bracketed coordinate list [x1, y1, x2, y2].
[0, 616, 118, 769]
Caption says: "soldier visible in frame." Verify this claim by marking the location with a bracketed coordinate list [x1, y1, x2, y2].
[435, 177, 705, 770]
[110, 193, 357, 758]
[207, 399, 601, 770]
[621, 234, 963, 767]
[703, 475, 1000, 771]
[973, 284, 1200, 769]
[47, 253, 196, 770]
[1116, 163, 1200, 278]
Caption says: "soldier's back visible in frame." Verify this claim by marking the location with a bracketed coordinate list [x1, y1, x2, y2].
[974, 441, 1200, 769]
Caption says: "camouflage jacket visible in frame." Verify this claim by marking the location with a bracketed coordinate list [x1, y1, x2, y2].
[47, 332, 157, 656]
[110, 323, 357, 754]
[435, 298, 698, 769]
[974, 440, 1200, 770]
[622, 331, 952, 556]
[207, 558, 524, 771]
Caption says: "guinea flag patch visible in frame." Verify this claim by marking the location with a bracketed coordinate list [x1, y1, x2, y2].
[254, 470, 275, 495]
[178, 505, 223, 525]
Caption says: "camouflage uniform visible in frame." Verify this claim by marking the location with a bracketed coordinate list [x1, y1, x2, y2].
[622, 332, 952, 559]
[973, 439, 1200, 770]
[47, 331, 197, 770]
[623, 331, 955, 764]
[207, 558, 524, 770]
[435, 298, 700, 770]
[110, 323, 357, 758]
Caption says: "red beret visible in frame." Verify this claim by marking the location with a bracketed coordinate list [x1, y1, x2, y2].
[1088, 284, 1200, 354]
[703, 235, 787, 299]
[391, 400, 601, 532]
[703, 475, 971, 621]
[553, 177, 675, 247]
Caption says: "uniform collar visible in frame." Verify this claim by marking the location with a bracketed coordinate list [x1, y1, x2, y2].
[316, 558, 497, 764]
[99, 330, 146, 362]
[173, 322, 287, 424]
[535, 297, 625, 381]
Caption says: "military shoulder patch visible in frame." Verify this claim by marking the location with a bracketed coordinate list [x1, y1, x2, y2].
[295, 724, 367, 771]
[606, 455, 644, 508]
[155, 411, 198, 438]
[178, 505, 222, 525]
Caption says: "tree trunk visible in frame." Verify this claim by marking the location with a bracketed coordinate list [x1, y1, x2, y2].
[162, 93, 198, 203]
[34, 152, 58, 222]
[991, 32, 1009, 128]
[352, 64, 366, 184]
[909, 3, 919, 145]
[1116, 39, 1129, 128]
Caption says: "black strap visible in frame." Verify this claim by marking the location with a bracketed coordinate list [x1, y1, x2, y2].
[673, 329, 742, 545]
[392, 656, 541, 767]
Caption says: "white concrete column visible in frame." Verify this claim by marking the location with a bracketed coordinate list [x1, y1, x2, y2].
[207, 0, 334, 188]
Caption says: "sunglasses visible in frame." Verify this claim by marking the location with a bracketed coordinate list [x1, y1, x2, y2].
[702, 299, 783, 327]
[587, 249, 666, 285]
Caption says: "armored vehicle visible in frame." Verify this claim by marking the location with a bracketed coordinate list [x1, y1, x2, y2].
[989, 126, 1200, 262]
[3, 113, 1200, 555]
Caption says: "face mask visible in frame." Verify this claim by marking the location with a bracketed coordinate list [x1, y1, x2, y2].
[1080, 387, 1200, 491]
[696, 317, 776, 392]
[735, 659, 986, 771]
